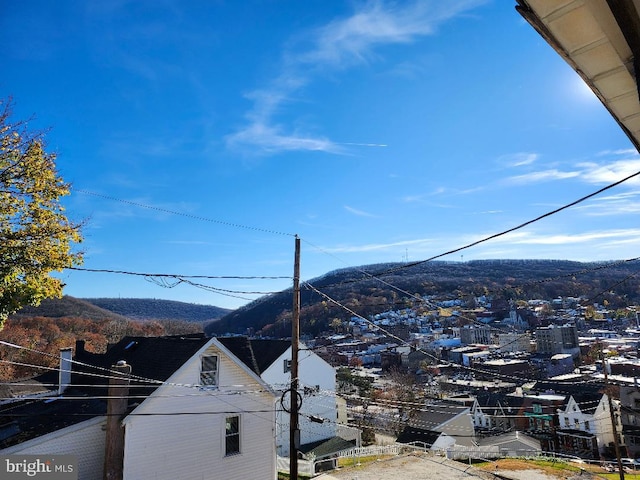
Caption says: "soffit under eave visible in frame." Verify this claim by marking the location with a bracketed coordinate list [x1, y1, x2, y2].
[516, 0, 640, 152]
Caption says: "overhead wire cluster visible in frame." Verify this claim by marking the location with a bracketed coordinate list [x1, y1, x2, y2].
[4, 160, 640, 434]
[0, 338, 613, 434]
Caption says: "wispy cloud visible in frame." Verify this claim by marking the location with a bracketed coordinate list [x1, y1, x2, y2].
[597, 148, 638, 156]
[324, 237, 435, 253]
[166, 240, 212, 246]
[402, 185, 484, 203]
[498, 152, 539, 168]
[344, 205, 377, 217]
[476, 228, 640, 246]
[574, 191, 640, 216]
[503, 154, 640, 187]
[226, 0, 485, 155]
[514, 229, 640, 245]
[577, 159, 640, 184]
[505, 169, 580, 185]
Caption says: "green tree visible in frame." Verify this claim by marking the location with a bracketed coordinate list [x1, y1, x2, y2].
[0, 100, 83, 327]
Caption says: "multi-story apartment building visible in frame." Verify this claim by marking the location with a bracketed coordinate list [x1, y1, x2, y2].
[535, 324, 580, 356]
[459, 325, 492, 345]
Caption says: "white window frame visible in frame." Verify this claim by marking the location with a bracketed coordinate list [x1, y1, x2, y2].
[225, 415, 241, 456]
[200, 355, 219, 388]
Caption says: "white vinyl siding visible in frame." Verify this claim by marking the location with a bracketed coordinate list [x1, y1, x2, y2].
[261, 344, 337, 456]
[0, 416, 107, 480]
[122, 342, 276, 480]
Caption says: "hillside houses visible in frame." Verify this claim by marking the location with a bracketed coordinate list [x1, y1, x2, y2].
[310, 292, 640, 460]
[4, 290, 640, 472]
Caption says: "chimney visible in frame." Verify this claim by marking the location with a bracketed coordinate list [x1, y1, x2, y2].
[75, 340, 85, 355]
[104, 360, 131, 480]
[58, 348, 73, 395]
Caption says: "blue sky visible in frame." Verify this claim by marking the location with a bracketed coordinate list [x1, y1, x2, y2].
[3, 0, 640, 310]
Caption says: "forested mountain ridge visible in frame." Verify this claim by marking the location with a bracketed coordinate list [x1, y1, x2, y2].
[12, 296, 129, 322]
[205, 259, 640, 337]
[11, 296, 229, 323]
[84, 298, 230, 323]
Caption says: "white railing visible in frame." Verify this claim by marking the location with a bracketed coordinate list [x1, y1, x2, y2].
[278, 444, 585, 477]
[276, 455, 315, 477]
[332, 444, 403, 461]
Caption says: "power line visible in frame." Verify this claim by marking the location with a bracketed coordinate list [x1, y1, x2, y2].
[68, 267, 290, 280]
[66, 267, 287, 300]
[75, 189, 295, 237]
[377, 167, 640, 276]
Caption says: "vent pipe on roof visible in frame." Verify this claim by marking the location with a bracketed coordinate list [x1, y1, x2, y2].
[58, 348, 73, 395]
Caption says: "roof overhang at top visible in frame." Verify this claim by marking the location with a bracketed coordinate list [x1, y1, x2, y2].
[517, 0, 640, 152]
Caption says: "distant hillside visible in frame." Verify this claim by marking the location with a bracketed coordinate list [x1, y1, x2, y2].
[84, 298, 231, 323]
[12, 296, 129, 322]
[205, 259, 640, 337]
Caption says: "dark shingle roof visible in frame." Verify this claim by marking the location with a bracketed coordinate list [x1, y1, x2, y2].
[565, 392, 603, 415]
[218, 337, 290, 375]
[396, 427, 441, 447]
[299, 436, 356, 458]
[476, 391, 524, 415]
[410, 401, 470, 430]
[75, 334, 210, 390]
[0, 334, 211, 449]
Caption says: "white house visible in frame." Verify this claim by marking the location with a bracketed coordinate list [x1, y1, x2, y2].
[0, 335, 277, 480]
[218, 337, 354, 457]
[556, 393, 621, 458]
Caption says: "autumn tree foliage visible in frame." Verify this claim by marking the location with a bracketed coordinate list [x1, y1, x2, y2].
[0, 316, 203, 380]
[0, 100, 83, 326]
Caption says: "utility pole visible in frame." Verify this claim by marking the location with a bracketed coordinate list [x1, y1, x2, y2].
[290, 235, 301, 480]
[601, 346, 625, 480]
[104, 360, 131, 480]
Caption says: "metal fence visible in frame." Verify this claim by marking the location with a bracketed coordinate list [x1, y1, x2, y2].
[277, 445, 589, 477]
[277, 445, 404, 477]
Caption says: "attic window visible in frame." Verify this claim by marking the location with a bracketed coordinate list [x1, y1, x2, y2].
[283, 359, 291, 373]
[200, 355, 219, 388]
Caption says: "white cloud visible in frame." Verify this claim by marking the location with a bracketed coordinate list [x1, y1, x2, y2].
[226, 0, 485, 155]
[498, 152, 539, 168]
[227, 121, 343, 154]
[575, 191, 640, 216]
[483, 228, 640, 246]
[502, 155, 640, 187]
[297, 1, 482, 68]
[597, 148, 639, 156]
[577, 159, 640, 185]
[344, 205, 377, 217]
[505, 169, 580, 185]
[324, 237, 435, 253]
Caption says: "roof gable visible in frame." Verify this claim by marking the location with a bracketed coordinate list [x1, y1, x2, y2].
[217, 337, 290, 375]
[412, 401, 471, 431]
[0, 335, 213, 448]
[75, 334, 211, 389]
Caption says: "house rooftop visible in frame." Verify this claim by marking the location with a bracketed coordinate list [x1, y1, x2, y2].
[217, 337, 290, 376]
[0, 334, 213, 449]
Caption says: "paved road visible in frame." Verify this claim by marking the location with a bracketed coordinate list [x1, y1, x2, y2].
[317, 453, 499, 480]
[315, 452, 593, 480]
